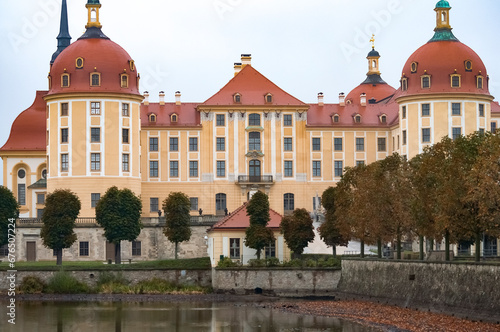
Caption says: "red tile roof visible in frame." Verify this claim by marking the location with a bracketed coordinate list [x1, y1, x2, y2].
[0, 91, 48, 152]
[141, 102, 201, 127]
[201, 65, 307, 107]
[210, 203, 283, 231]
[492, 101, 500, 115]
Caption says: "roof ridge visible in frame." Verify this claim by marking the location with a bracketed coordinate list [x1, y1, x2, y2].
[211, 202, 248, 228]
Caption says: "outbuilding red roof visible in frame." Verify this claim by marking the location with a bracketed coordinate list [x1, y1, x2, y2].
[210, 203, 283, 231]
[1, 91, 48, 152]
[201, 65, 307, 107]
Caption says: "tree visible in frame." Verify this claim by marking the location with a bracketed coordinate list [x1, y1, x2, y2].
[96, 186, 142, 264]
[162, 192, 192, 259]
[281, 208, 315, 258]
[40, 189, 80, 265]
[0, 186, 20, 247]
[245, 191, 275, 259]
[318, 187, 349, 257]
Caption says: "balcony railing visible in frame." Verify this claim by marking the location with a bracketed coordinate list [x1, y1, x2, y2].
[16, 215, 221, 226]
[237, 175, 274, 184]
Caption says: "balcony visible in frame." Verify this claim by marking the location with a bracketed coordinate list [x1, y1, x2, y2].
[237, 175, 274, 184]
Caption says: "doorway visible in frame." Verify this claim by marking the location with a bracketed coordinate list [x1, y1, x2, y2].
[26, 241, 36, 261]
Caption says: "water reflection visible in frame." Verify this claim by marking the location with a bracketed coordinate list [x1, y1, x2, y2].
[1, 301, 381, 332]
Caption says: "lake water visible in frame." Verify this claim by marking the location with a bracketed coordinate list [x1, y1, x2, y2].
[1, 301, 382, 331]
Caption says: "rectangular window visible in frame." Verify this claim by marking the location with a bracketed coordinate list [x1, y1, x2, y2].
[132, 241, 141, 256]
[189, 137, 198, 151]
[37, 193, 45, 205]
[284, 137, 293, 151]
[61, 154, 69, 171]
[122, 154, 129, 172]
[217, 161, 225, 177]
[189, 161, 198, 177]
[150, 161, 159, 177]
[61, 128, 68, 143]
[265, 242, 276, 258]
[479, 128, 485, 135]
[479, 104, 485, 117]
[216, 114, 225, 126]
[229, 238, 240, 259]
[356, 138, 364, 151]
[334, 138, 343, 151]
[170, 137, 178, 151]
[91, 193, 100, 208]
[402, 106, 406, 119]
[91, 153, 101, 171]
[79, 242, 89, 256]
[0, 245, 9, 257]
[334, 161, 343, 177]
[452, 127, 462, 140]
[90, 102, 100, 115]
[491, 122, 497, 133]
[122, 129, 129, 143]
[377, 138, 386, 151]
[422, 128, 431, 143]
[61, 103, 69, 116]
[91, 128, 100, 142]
[190, 197, 198, 211]
[170, 161, 179, 177]
[283, 114, 292, 126]
[18, 184, 26, 206]
[248, 132, 261, 151]
[150, 197, 159, 212]
[312, 138, 321, 151]
[284, 161, 293, 177]
[452, 103, 461, 116]
[422, 76, 430, 88]
[149, 137, 158, 151]
[122, 103, 129, 116]
[452, 76, 460, 87]
[356, 161, 365, 167]
[37, 209, 44, 219]
[216, 137, 225, 151]
[422, 103, 430, 116]
[312, 161, 321, 177]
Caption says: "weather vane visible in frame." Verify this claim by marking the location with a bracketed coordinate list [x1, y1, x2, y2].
[370, 34, 375, 49]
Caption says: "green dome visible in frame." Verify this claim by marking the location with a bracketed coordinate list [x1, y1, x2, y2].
[435, 0, 451, 9]
[87, 0, 100, 4]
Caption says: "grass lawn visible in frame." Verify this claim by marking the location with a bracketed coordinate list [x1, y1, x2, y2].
[0, 257, 211, 271]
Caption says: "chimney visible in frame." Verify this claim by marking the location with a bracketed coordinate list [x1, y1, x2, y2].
[143, 91, 149, 105]
[339, 93, 345, 107]
[175, 91, 181, 106]
[241, 54, 252, 67]
[234, 63, 242, 76]
[318, 92, 324, 106]
[360, 93, 367, 107]
[159, 91, 165, 106]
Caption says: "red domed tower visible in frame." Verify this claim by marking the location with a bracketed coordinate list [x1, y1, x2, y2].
[395, 0, 493, 159]
[44, 0, 143, 217]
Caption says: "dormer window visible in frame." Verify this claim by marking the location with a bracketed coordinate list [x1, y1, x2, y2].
[401, 77, 408, 91]
[410, 62, 418, 73]
[91, 72, 101, 87]
[332, 114, 340, 123]
[380, 114, 387, 124]
[234, 93, 241, 103]
[120, 74, 129, 88]
[346, 100, 352, 105]
[149, 114, 157, 122]
[170, 113, 178, 123]
[76, 57, 84, 69]
[354, 114, 361, 123]
[477, 75, 484, 89]
[464, 60, 472, 72]
[451, 74, 461, 88]
[265, 93, 273, 103]
[61, 73, 70, 88]
[421, 75, 431, 89]
[129, 60, 135, 71]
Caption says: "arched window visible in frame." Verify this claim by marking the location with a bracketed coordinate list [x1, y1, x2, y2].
[215, 193, 227, 214]
[170, 114, 177, 123]
[234, 93, 241, 103]
[401, 77, 408, 91]
[61, 74, 70, 87]
[120, 74, 129, 88]
[249, 113, 261, 126]
[248, 132, 261, 151]
[284, 193, 294, 213]
[477, 76, 484, 89]
[421, 75, 431, 89]
[380, 115, 387, 124]
[451, 74, 461, 88]
[149, 114, 157, 122]
[354, 115, 361, 123]
[265, 93, 273, 103]
[333, 114, 340, 123]
[91, 73, 101, 87]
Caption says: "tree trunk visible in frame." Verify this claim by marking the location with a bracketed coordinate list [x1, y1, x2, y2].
[430, 238, 434, 251]
[377, 239, 382, 259]
[175, 242, 178, 260]
[475, 231, 481, 262]
[56, 248, 62, 266]
[360, 240, 365, 258]
[419, 235, 424, 261]
[332, 246, 336, 258]
[115, 241, 121, 264]
[445, 230, 450, 261]
[257, 249, 261, 260]
[396, 233, 402, 260]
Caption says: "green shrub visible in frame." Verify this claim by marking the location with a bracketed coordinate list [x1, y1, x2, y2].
[248, 259, 266, 267]
[19, 276, 46, 294]
[265, 257, 280, 267]
[131, 278, 208, 294]
[46, 271, 89, 294]
[96, 271, 130, 294]
[217, 257, 240, 268]
[280, 259, 303, 267]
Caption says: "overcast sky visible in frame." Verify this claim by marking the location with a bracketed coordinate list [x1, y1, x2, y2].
[1, 0, 499, 186]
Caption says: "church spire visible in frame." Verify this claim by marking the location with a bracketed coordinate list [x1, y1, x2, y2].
[50, 0, 71, 65]
[428, 1, 459, 43]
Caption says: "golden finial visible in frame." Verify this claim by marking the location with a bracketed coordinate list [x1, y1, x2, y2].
[370, 34, 375, 49]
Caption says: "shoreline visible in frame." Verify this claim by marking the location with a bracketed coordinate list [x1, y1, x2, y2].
[2, 294, 500, 331]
